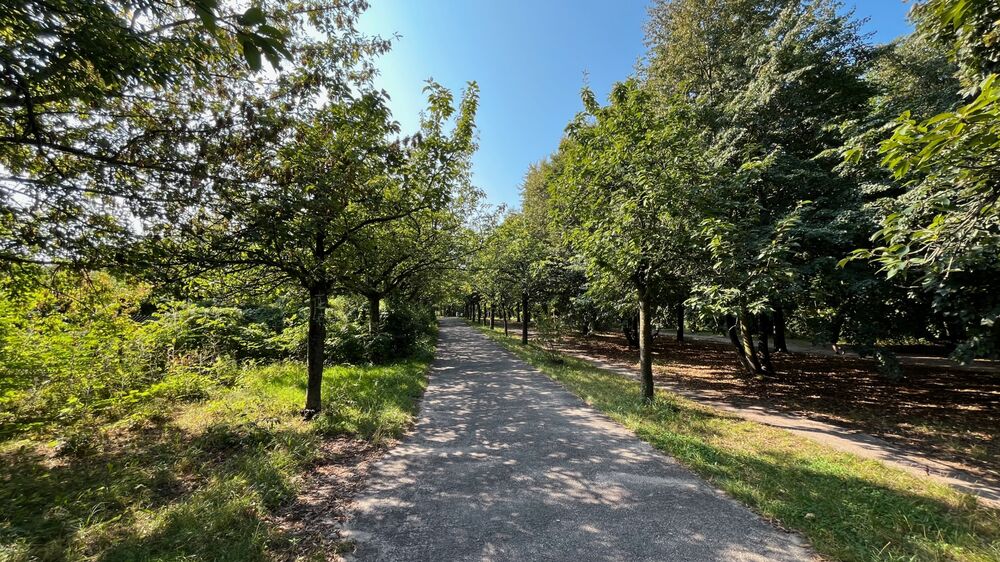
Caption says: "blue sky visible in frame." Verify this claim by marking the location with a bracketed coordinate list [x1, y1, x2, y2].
[358, 1, 914, 209]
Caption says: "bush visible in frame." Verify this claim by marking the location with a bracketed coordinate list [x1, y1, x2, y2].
[318, 298, 434, 364]
[0, 272, 299, 436]
[327, 322, 368, 364]
[0, 270, 435, 438]
[148, 303, 285, 361]
[380, 301, 435, 359]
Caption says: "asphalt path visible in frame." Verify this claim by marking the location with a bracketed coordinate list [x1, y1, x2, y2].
[343, 318, 813, 561]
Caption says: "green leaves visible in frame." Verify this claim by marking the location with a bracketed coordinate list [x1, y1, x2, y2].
[239, 6, 267, 26]
[876, 71, 1000, 269]
[913, 0, 1000, 89]
[235, 6, 293, 72]
[239, 34, 263, 71]
[0, 0, 315, 267]
[552, 79, 707, 307]
[193, 0, 220, 30]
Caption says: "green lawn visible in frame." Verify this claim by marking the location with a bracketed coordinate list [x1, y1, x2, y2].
[0, 348, 432, 561]
[473, 322, 1000, 562]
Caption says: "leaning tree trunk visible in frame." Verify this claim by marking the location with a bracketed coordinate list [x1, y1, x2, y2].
[521, 291, 529, 345]
[725, 313, 754, 375]
[676, 300, 685, 342]
[738, 310, 762, 375]
[304, 286, 328, 418]
[725, 314, 741, 348]
[638, 289, 655, 402]
[368, 294, 381, 335]
[773, 302, 788, 353]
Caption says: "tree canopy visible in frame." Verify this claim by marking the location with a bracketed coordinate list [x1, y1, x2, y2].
[467, 0, 1000, 383]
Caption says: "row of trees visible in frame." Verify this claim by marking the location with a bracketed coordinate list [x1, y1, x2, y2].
[464, 0, 999, 400]
[2, 0, 483, 415]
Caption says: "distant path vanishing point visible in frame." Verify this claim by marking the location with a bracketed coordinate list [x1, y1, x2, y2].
[342, 318, 813, 561]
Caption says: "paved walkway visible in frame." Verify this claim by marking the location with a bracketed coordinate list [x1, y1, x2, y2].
[343, 319, 812, 561]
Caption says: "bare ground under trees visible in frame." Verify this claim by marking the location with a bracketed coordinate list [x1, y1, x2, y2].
[503, 322, 999, 480]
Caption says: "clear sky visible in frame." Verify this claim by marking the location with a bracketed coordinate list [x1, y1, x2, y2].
[357, 1, 914, 209]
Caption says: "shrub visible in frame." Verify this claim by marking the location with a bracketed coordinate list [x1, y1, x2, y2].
[147, 303, 285, 361]
[327, 322, 368, 364]
[380, 301, 436, 359]
[0, 270, 435, 438]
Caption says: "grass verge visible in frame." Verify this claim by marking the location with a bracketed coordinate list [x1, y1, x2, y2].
[472, 322, 1000, 562]
[0, 344, 432, 562]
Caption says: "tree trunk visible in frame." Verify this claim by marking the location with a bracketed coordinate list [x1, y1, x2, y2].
[368, 294, 380, 335]
[725, 314, 739, 347]
[304, 286, 327, 418]
[676, 301, 685, 342]
[638, 289, 655, 402]
[521, 291, 529, 345]
[830, 313, 845, 354]
[757, 312, 775, 375]
[503, 307, 509, 336]
[516, 301, 521, 323]
[489, 305, 495, 329]
[623, 313, 639, 349]
[773, 302, 788, 353]
[738, 310, 762, 375]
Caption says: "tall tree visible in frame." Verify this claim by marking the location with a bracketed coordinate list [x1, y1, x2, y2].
[844, 0, 1000, 360]
[553, 80, 705, 401]
[153, 61, 479, 416]
[647, 0, 876, 372]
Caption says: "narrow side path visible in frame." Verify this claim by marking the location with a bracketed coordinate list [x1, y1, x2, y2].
[343, 318, 812, 561]
[550, 341, 1000, 508]
[684, 333, 1000, 373]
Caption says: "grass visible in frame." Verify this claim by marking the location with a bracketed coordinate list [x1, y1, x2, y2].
[0, 345, 432, 562]
[472, 322, 1000, 562]
[550, 328, 1000, 474]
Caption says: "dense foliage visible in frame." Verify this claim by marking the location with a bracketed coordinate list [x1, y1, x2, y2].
[0, 270, 437, 439]
[2, 0, 481, 416]
[465, 0, 1000, 390]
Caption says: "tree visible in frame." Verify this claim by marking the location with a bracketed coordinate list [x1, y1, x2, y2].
[153, 58, 478, 416]
[647, 0, 877, 374]
[341, 168, 482, 335]
[553, 80, 705, 401]
[843, 0, 1000, 360]
[0, 0, 302, 265]
[474, 210, 550, 344]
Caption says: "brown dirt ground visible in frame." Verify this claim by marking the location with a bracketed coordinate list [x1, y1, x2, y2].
[515, 324, 1000, 478]
[275, 437, 389, 561]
